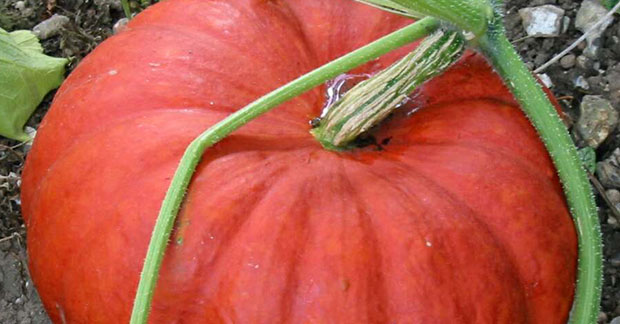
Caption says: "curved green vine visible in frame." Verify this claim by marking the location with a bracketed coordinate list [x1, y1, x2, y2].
[129, 17, 440, 324]
[478, 5, 602, 323]
[362, 0, 602, 322]
[131, 0, 602, 322]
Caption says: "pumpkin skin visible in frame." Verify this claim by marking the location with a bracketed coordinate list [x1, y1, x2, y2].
[21, 0, 578, 323]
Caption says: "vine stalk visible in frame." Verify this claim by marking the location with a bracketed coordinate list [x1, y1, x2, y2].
[129, 17, 440, 324]
[131, 0, 603, 323]
[477, 13, 602, 324]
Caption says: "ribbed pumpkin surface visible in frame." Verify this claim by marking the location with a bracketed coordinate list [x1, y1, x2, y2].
[21, 0, 577, 323]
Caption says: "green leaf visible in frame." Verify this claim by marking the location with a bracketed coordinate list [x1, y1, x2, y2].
[0, 28, 68, 141]
[578, 147, 597, 174]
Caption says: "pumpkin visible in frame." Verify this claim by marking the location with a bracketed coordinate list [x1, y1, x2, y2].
[21, 0, 577, 323]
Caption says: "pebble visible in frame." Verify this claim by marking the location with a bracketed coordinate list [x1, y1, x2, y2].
[14, 1, 25, 11]
[587, 75, 608, 93]
[600, 312, 609, 324]
[562, 16, 571, 34]
[537, 73, 553, 88]
[113, 18, 129, 34]
[611, 253, 620, 267]
[607, 189, 620, 205]
[32, 14, 70, 40]
[575, 0, 616, 58]
[576, 55, 594, 72]
[23, 127, 36, 154]
[576, 96, 618, 148]
[607, 63, 620, 107]
[607, 189, 620, 225]
[610, 316, 620, 324]
[575, 75, 590, 90]
[597, 148, 620, 189]
[94, 0, 122, 10]
[560, 54, 576, 69]
[519, 5, 565, 37]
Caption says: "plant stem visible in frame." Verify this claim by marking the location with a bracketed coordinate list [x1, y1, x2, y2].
[312, 30, 464, 150]
[355, 0, 493, 38]
[478, 14, 602, 324]
[121, 0, 132, 19]
[129, 17, 439, 324]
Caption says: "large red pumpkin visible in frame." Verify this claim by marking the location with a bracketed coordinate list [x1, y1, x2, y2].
[22, 0, 577, 323]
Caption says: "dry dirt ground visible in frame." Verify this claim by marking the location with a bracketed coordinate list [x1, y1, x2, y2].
[0, 0, 619, 323]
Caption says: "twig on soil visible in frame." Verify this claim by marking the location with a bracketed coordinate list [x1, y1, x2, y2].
[535, 1, 620, 73]
[0, 232, 23, 244]
[511, 34, 535, 43]
[0, 144, 26, 162]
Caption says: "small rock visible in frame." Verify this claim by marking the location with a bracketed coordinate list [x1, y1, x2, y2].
[94, 0, 122, 10]
[610, 316, 620, 324]
[113, 18, 129, 34]
[607, 189, 620, 205]
[575, 0, 616, 58]
[560, 54, 576, 68]
[32, 14, 70, 40]
[587, 74, 608, 93]
[599, 312, 609, 324]
[576, 96, 618, 148]
[578, 41, 588, 51]
[575, 75, 590, 90]
[23, 127, 36, 154]
[608, 63, 620, 107]
[597, 148, 620, 189]
[519, 5, 565, 37]
[13, 1, 25, 11]
[611, 253, 620, 267]
[576, 55, 594, 72]
[562, 16, 570, 34]
[537, 73, 553, 88]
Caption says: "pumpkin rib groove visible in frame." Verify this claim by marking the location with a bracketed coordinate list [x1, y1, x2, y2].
[391, 144, 576, 322]
[161, 158, 293, 321]
[274, 181, 313, 324]
[22, 1, 577, 322]
[134, 0, 313, 76]
[22, 107, 223, 223]
[206, 136, 316, 155]
[399, 141, 560, 190]
[119, 25, 278, 100]
[187, 166, 290, 268]
[386, 158, 577, 323]
[362, 161, 530, 323]
[339, 163, 392, 323]
[216, 170, 290, 257]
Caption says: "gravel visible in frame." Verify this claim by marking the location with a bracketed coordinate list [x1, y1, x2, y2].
[1, 0, 619, 322]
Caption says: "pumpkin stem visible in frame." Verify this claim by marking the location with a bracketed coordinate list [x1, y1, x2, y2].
[354, 0, 494, 40]
[477, 4, 602, 324]
[129, 17, 440, 324]
[310, 29, 464, 150]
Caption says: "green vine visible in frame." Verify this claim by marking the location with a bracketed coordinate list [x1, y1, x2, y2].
[477, 6, 602, 323]
[129, 17, 440, 324]
[354, 0, 493, 38]
[130, 0, 602, 322]
[121, 0, 132, 19]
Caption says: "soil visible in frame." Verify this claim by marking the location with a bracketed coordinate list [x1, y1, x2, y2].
[0, 0, 619, 323]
